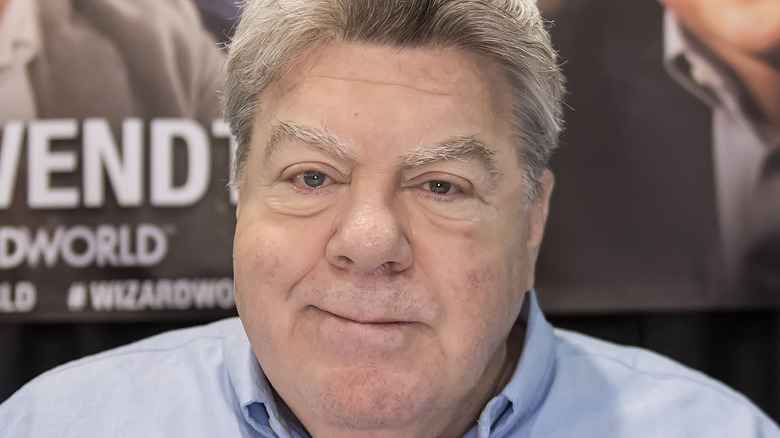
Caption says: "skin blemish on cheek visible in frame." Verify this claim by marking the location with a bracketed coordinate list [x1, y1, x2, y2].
[264, 256, 282, 281]
[467, 272, 481, 290]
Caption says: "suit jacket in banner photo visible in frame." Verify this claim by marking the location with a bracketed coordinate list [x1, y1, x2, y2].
[535, 0, 780, 311]
[0, 0, 237, 322]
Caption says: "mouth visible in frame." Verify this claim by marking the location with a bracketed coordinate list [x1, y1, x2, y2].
[321, 309, 410, 326]
[313, 307, 418, 356]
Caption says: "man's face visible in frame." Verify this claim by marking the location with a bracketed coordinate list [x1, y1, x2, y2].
[233, 42, 551, 436]
[660, 0, 780, 60]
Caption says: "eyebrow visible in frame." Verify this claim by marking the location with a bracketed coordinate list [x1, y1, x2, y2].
[264, 121, 357, 163]
[265, 121, 502, 186]
[400, 135, 502, 186]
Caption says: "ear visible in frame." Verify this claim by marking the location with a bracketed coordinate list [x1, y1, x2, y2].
[235, 185, 244, 220]
[234, 176, 245, 220]
[525, 169, 554, 264]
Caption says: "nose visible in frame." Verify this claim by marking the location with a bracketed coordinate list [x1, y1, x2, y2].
[325, 188, 413, 275]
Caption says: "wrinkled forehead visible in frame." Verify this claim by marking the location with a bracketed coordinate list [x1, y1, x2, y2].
[267, 42, 514, 116]
[315, 44, 490, 90]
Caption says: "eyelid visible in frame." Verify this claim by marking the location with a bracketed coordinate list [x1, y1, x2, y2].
[280, 163, 349, 196]
[290, 171, 335, 189]
[406, 172, 474, 194]
[281, 162, 347, 183]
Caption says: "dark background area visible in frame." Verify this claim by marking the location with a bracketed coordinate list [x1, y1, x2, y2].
[2, 310, 778, 422]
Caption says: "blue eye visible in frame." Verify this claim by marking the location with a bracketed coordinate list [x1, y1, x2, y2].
[428, 181, 451, 195]
[303, 171, 327, 188]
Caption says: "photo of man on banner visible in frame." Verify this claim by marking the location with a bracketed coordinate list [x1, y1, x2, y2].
[538, 0, 780, 309]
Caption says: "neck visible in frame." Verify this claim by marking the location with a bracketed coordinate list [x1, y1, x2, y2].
[709, 41, 780, 130]
[0, 0, 9, 21]
[437, 322, 526, 438]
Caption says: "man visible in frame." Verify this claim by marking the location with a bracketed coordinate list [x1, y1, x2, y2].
[660, 0, 780, 294]
[536, 0, 780, 310]
[1, 0, 778, 437]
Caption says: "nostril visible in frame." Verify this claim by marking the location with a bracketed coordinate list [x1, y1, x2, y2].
[372, 262, 392, 275]
[338, 255, 353, 265]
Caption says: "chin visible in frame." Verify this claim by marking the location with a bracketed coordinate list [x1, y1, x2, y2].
[751, 41, 780, 64]
[715, 24, 780, 58]
[302, 365, 436, 431]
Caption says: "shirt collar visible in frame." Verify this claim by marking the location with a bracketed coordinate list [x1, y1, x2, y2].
[662, 11, 724, 109]
[224, 289, 557, 438]
[223, 323, 297, 438]
[473, 289, 556, 437]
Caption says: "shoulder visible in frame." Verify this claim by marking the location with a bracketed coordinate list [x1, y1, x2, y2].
[541, 329, 780, 436]
[553, 328, 721, 383]
[25, 317, 241, 386]
[44, 317, 240, 374]
[35, 0, 224, 120]
[37, 0, 214, 49]
[0, 318, 246, 437]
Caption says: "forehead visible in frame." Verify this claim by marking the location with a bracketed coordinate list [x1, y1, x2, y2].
[305, 43, 501, 97]
[261, 42, 515, 131]
[255, 43, 516, 166]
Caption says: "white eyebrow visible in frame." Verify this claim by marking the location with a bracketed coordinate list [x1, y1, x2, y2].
[400, 135, 502, 186]
[264, 123, 503, 186]
[264, 120, 357, 163]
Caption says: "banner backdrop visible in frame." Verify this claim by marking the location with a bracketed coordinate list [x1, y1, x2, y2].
[0, 118, 237, 321]
[1, 0, 779, 321]
[535, 0, 780, 311]
[0, 0, 236, 321]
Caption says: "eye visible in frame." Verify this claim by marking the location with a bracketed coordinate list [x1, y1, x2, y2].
[302, 170, 328, 188]
[406, 171, 472, 201]
[427, 181, 452, 195]
[286, 168, 341, 192]
[417, 177, 469, 201]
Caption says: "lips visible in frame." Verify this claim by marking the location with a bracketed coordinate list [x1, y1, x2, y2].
[314, 306, 418, 357]
[321, 308, 409, 325]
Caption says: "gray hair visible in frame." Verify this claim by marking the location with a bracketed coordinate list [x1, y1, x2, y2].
[225, 0, 564, 202]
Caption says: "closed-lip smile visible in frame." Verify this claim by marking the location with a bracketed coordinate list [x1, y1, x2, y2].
[320, 308, 411, 325]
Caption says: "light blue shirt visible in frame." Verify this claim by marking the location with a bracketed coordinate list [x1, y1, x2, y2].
[2, 291, 778, 437]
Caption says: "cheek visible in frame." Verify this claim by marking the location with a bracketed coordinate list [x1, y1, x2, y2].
[233, 215, 325, 319]
[423, 225, 522, 350]
[448, 208, 528, 326]
[233, 215, 333, 365]
[432, 263, 517, 381]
